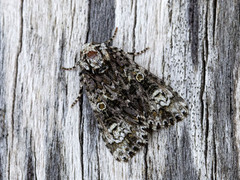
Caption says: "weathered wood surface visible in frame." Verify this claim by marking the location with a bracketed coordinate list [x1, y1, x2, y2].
[0, 0, 239, 179]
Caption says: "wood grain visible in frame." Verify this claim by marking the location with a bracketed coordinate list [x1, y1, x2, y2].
[0, 0, 239, 179]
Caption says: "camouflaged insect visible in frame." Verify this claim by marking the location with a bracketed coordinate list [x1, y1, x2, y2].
[62, 28, 188, 162]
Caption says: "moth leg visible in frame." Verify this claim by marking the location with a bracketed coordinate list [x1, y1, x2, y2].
[61, 65, 77, 71]
[104, 27, 118, 44]
[127, 47, 149, 56]
[71, 85, 83, 108]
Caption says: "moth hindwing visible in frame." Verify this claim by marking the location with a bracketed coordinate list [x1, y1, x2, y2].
[62, 28, 188, 162]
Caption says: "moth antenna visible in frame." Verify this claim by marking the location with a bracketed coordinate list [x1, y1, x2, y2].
[61, 65, 77, 71]
[127, 47, 149, 56]
[105, 27, 118, 44]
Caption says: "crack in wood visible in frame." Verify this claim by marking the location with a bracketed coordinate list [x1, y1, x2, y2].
[9, 0, 24, 178]
[79, 94, 84, 180]
[188, 0, 199, 66]
[11, 0, 24, 140]
[212, 0, 217, 44]
[144, 144, 148, 180]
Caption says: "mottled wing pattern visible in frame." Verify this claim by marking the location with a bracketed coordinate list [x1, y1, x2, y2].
[82, 45, 188, 161]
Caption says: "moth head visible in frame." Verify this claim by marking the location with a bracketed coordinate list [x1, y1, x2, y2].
[79, 43, 110, 73]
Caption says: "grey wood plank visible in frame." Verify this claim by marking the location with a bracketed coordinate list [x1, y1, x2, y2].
[0, 0, 239, 179]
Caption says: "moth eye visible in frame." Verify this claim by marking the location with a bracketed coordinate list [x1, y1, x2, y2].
[97, 102, 106, 111]
[136, 72, 145, 82]
[87, 51, 98, 58]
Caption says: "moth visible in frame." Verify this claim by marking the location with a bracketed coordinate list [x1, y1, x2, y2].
[62, 28, 188, 162]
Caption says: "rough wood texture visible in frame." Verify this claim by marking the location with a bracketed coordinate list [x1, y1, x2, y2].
[0, 0, 239, 179]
